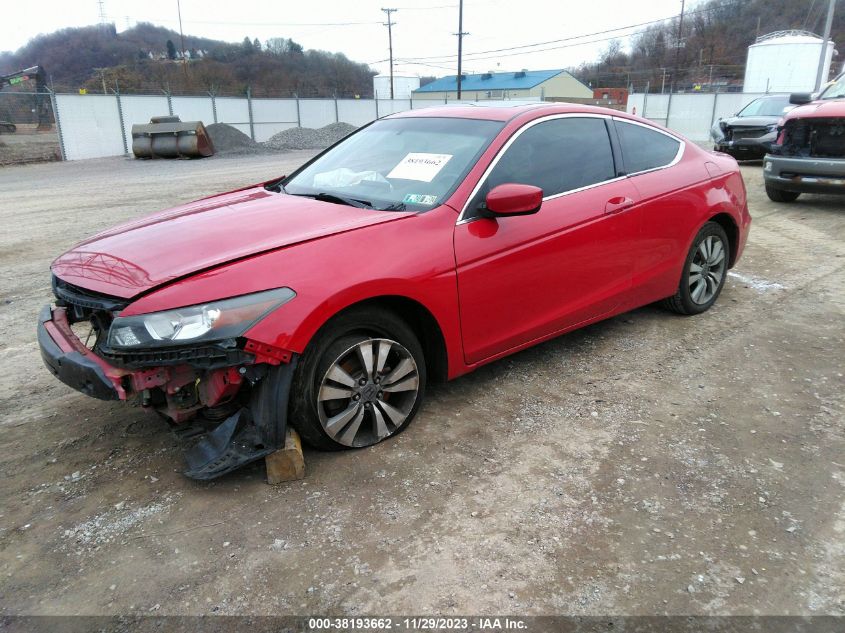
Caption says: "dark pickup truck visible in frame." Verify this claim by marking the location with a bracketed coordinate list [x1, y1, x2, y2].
[764, 71, 845, 202]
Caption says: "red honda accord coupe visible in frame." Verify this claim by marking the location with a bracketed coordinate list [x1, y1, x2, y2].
[39, 103, 750, 478]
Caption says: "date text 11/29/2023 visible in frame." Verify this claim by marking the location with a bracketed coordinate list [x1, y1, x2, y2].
[307, 617, 528, 630]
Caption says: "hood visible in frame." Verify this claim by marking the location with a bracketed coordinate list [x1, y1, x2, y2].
[52, 187, 413, 298]
[783, 99, 845, 121]
[721, 115, 779, 128]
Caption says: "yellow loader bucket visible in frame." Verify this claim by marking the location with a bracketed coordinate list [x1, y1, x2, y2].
[131, 115, 215, 159]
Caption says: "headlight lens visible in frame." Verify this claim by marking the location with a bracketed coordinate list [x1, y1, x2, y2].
[107, 287, 295, 349]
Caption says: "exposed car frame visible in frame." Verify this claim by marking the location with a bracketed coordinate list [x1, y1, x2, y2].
[764, 72, 845, 201]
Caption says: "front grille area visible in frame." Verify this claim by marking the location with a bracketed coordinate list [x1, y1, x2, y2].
[52, 276, 128, 316]
[728, 126, 768, 141]
[51, 275, 254, 370]
[781, 119, 845, 158]
[99, 343, 254, 370]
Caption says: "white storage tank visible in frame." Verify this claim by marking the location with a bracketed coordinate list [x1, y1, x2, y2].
[744, 30, 835, 93]
[373, 74, 420, 99]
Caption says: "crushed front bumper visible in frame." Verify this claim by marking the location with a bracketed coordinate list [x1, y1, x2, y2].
[38, 304, 299, 480]
[38, 305, 126, 400]
[764, 155, 845, 195]
[714, 138, 773, 159]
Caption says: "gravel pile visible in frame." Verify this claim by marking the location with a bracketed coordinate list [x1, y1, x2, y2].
[265, 122, 357, 151]
[205, 123, 262, 155]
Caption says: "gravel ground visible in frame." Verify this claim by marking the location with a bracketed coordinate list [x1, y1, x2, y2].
[264, 122, 358, 151]
[204, 122, 358, 156]
[205, 123, 262, 156]
[0, 153, 842, 617]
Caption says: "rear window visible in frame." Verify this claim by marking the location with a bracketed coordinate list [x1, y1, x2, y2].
[616, 120, 681, 175]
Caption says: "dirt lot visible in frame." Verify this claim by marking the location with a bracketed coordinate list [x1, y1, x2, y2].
[0, 152, 842, 617]
[0, 128, 61, 167]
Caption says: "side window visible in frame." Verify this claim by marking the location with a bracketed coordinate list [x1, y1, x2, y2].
[615, 120, 681, 175]
[465, 117, 616, 218]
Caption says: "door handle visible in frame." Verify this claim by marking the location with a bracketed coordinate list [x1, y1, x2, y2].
[605, 196, 635, 215]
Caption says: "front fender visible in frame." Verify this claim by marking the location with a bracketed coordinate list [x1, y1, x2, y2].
[118, 206, 466, 378]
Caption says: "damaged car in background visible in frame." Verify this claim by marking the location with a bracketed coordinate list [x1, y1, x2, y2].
[711, 95, 793, 160]
[764, 71, 845, 202]
[38, 103, 750, 480]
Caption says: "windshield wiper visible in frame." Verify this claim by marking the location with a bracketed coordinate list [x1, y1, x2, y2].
[292, 192, 373, 209]
[381, 202, 407, 211]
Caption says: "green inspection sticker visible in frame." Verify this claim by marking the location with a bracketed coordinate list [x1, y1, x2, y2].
[403, 194, 438, 205]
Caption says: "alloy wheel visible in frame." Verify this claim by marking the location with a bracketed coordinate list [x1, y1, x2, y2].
[316, 338, 420, 447]
[689, 235, 727, 305]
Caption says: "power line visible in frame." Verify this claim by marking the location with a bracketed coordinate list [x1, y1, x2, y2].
[398, 0, 748, 63]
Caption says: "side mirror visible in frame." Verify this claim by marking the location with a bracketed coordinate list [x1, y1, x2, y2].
[484, 183, 543, 217]
[789, 92, 813, 105]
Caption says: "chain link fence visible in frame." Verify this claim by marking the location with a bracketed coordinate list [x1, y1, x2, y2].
[0, 92, 61, 166]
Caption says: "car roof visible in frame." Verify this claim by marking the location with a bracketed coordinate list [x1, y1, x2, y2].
[386, 102, 633, 123]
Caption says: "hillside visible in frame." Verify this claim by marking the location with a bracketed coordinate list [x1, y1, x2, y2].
[575, 0, 845, 91]
[0, 23, 376, 97]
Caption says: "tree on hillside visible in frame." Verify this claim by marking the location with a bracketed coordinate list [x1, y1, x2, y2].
[572, 0, 845, 92]
[166, 39, 176, 60]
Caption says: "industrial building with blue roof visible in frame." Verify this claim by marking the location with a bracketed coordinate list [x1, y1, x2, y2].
[412, 69, 593, 101]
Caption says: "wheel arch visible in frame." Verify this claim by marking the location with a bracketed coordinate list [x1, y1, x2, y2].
[707, 211, 739, 268]
[297, 295, 450, 384]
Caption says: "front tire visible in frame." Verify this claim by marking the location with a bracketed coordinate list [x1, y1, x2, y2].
[765, 185, 800, 202]
[662, 222, 729, 315]
[289, 308, 427, 450]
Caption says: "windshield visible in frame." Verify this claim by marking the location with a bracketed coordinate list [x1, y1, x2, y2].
[737, 96, 791, 117]
[819, 73, 845, 100]
[283, 117, 504, 211]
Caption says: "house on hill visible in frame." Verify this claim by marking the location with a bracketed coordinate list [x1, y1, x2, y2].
[412, 69, 592, 101]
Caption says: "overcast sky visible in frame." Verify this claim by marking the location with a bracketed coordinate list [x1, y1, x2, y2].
[4, 0, 683, 76]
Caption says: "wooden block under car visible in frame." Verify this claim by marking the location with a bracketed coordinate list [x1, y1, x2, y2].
[265, 427, 306, 484]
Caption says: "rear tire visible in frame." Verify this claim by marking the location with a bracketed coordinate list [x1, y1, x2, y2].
[289, 308, 427, 451]
[765, 185, 800, 203]
[661, 221, 729, 315]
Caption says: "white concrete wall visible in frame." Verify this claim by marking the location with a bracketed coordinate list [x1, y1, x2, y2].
[52, 94, 429, 160]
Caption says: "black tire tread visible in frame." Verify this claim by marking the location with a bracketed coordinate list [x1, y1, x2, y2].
[660, 221, 729, 316]
[765, 185, 800, 203]
[288, 307, 426, 451]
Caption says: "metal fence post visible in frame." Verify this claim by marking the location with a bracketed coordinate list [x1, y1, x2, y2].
[164, 87, 173, 116]
[114, 83, 129, 156]
[246, 86, 255, 141]
[666, 89, 673, 128]
[209, 90, 218, 124]
[642, 81, 649, 119]
[709, 92, 719, 128]
[294, 93, 301, 127]
[375, 98, 379, 119]
[48, 89, 66, 161]
[334, 93, 339, 123]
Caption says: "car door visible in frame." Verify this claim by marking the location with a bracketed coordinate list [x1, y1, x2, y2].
[611, 118, 697, 302]
[454, 115, 641, 365]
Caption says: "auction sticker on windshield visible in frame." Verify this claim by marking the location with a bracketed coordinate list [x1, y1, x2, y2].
[403, 193, 438, 205]
[388, 153, 452, 182]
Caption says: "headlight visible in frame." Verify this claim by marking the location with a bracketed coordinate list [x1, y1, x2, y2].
[107, 287, 295, 349]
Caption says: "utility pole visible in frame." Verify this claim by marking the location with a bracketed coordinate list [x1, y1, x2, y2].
[672, 0, 685, 93]
[97, 0, 108, 33]
[814, 0, 835, 92]
[177, 0, 188, 79]
[455, 0, 467, 99]
[660, 67, 667, 94]
[382, 8, 397, 99]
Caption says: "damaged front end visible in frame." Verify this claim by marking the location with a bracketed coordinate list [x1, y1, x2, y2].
[38, 276, 298, 479]
[773, 118, 845, 159]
